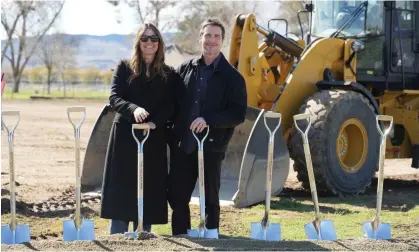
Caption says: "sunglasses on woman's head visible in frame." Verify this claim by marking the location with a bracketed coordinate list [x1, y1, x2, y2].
[140, 35, 159, 42]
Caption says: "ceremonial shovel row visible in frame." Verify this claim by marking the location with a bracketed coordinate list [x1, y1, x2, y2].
[1, 107, 394, 244]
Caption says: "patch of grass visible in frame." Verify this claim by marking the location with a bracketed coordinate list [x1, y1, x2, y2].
[2, 88, 109, 100]
[2, 194, 418, 240]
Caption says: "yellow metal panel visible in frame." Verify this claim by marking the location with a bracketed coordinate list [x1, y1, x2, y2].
[273, 38, 346, 134]
[258, 52, 278, 103]
[233, 14, 261, 107]
[382, 106, 418, 158]
[343, 39, 357, 82]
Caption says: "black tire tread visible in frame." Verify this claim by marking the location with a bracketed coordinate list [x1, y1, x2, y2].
[289, 90, 376, 196]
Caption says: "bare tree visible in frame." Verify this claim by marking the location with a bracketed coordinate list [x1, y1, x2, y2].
[36, 33, 81, 94]
[55, 36, 79, 97]
[275, 0, 309, 40]
[1, 0, 64, 93]
[1, 1, 23, 63]
[107, 0, 177, 30]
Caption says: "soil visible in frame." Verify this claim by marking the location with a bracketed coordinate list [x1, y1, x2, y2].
[2, 235, 419, 251]
[2, 99, 419, 251]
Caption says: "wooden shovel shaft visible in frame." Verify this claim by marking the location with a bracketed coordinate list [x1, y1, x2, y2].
[9, 140, 17, 231]
[263, 141, 274, 224]
[373, 115, 393, 227]
[261, 112, 281, 227]
[75, 136, 82, 229]
[303, 142, 321, 219]
[2, 111, 20, 232]
[67, 107, 86, 230]
[375, 136, 386, 221]
[137, 151, 144, 233]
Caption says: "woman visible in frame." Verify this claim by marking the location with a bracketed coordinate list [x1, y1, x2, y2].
[100, 23, 176, 234]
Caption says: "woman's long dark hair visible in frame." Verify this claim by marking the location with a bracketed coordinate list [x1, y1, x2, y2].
[128, 23, 169, 81]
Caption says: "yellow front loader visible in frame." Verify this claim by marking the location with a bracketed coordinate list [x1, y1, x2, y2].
[81, 0, 419, 208]
[227, 0, 418, 207]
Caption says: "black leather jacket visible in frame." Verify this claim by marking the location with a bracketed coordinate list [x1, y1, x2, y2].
[168, 53, 247, 152]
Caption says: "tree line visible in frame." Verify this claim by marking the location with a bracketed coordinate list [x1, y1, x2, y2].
[2, 0, 306, 94]
[2, 66, 113, 86]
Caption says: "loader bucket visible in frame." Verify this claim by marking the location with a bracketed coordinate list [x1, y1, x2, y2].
[81, 104, 115, 191]
[81, 106, 290, 208]
[230, 107, 290, 208]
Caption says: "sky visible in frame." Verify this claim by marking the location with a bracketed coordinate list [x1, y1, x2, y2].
[1, 0, 281, 39]
[1, 0, 147, 39]
[57, 0, 139, 36]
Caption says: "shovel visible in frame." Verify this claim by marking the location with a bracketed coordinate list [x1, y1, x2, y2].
[1, 111, 31, 244]
[63, 107, 95, 241]
[250, 111, 282, 241]
[363, 115, 393, 240]
[293, 113, 337, 241]
[124, 123, 156, 239]
[187, 126, 218, 239]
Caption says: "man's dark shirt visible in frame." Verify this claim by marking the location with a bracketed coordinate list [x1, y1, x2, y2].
[183, 54, 221, 154]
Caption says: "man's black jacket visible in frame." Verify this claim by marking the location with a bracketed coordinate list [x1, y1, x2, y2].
[168, 53, 247, 153]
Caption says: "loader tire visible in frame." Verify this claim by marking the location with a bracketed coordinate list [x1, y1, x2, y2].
[289, 90, 379, 195]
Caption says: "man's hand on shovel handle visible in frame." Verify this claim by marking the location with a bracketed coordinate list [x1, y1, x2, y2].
[190, 117, 207, 133]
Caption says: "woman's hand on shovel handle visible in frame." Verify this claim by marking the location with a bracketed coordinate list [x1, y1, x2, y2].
[133, 107, 149, 123]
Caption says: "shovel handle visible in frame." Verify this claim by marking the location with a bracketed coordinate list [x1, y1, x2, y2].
[67, 107, 86, 138]
[262, 112, 281, 225]
[2, 111, 20, 142]
[263, 111, 282, 141]
[67, 107, 86, 229]
[293, 113, 320, 219]
[376, 115, 393, 138]
[192, 126, 209, 151]
[192, 127, 209, 234]
[375, 115, 393, 220]
[293, 113, 311, 143]
[1, 111, 20, 231]
[132, 124, 151, 233]
[133, 124, 151, 130]
[132, 124, 151, 152]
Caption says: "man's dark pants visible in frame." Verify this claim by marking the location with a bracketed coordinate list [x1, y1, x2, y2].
[167, 144, 225, 235]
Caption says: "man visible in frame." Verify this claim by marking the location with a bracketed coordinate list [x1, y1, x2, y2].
[167, 18, 247, 237]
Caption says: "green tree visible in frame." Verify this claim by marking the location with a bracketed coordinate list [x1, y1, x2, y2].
[102, 70, 113, 85]
[29, 67, 45, 85]
[81, 67, 102, 85]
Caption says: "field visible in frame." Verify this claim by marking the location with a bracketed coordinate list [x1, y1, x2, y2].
[1, 99, 419, 251]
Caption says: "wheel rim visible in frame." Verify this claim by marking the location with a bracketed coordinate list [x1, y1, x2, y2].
[336, 118, 368, 173]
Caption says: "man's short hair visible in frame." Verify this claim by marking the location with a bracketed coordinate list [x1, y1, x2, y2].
[199, 18, 226, 40]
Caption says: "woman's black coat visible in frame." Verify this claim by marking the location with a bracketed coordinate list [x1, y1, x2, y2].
[100, 59, 176, 224]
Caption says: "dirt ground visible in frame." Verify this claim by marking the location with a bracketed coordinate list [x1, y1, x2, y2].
[2, 235, 419, 251]
[1, 99, 419, 251]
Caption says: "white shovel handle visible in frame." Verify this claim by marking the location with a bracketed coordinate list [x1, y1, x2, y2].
[192, 127, 209, 235]
[293, 113, 321, 219]
[262, 111, 281, 225]
[375, 115, 393, 221]
[2, 111, 20, 231]
[132, 123, 151, 233]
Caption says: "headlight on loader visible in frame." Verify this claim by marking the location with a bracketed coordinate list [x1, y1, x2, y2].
[351, 40, 365, 52]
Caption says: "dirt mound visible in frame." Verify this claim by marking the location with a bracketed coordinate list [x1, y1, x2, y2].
[2, 187, 100, 217]
[2, 236, 418, 251]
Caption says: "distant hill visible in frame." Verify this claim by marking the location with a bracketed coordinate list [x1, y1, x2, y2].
[1, 33, 176, 70]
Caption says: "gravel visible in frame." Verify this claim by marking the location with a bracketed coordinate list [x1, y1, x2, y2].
[2, 235, 418, 251]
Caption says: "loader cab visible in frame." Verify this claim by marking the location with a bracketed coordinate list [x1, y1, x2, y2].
[311, 0, 419, 90]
